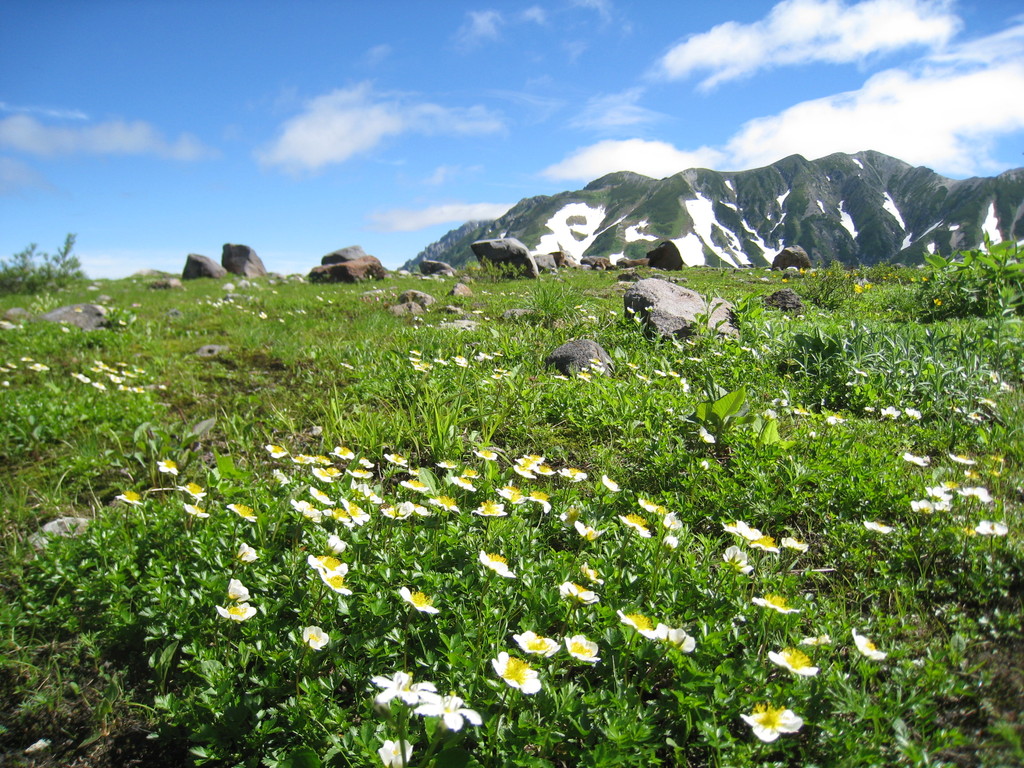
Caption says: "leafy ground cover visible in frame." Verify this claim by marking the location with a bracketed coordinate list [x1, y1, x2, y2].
[0, 254, 1022, 768]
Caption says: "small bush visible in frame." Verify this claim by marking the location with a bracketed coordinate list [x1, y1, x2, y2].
[0, 234, 84, 295]
[917, 240, 1024, 321]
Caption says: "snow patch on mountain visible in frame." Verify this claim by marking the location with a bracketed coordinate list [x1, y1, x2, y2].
[670, 233, 707, 267]
[983, 202, 1001, 242]
[883, 193, 907, 230]
[838, 202, 858, 239]
[816, 200, 825, 213]
[777, 190, 790, 208]
[624, 220, 658, 243]
[534, 202, 606, 260]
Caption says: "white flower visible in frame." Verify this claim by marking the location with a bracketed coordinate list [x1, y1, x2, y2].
[236, 542, 259, 562]
[216, 602, 256, 621]
[780, 537, 809, 552]
[378, 739, 413, 768]
[723, 545, 753, 574]
[564, 634, 600, 664]
[657, 624, 696, 652]
[958, 486, 993, 504]
[904, 408, 922, 420]
[479, 551, 516, 578]
[800, 634, 832, 646]
[768, 648, 819, 676]
[902, 452, 930, 467]
[559, 581, 599, 605]
[852, 629, 887, 660]
[880, 406, 901, 419]
[698, 426, 716, 444]
[227, 578, 250, 602]
[302, 625, 329, 650]
[741, 704, 804, 742]
[371, 671, 437, 709]
[723, 520, 763, 541]
[400, 587, 439, 614]
[948, 453, 976, 465]
[863, 520, 893, 534]
[513, 630, 560, 657]
[975, 520, 1008, 536]
[414, 693, 482, 731]
[601, 474, 620, 492]
[491, 652, 541, 694]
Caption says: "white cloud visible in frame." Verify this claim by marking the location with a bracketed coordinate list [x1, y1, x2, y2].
[456, 10, 504, 47]
[257, 83, 504, 174]
[541, 138, 724, 181]
[657, 0, 960, 90]
[0, 114, 212, 160]
[0, 157, 52, 195]
[369, 202, 512, 232]
[522, 6, 547, 24]
[724, 59, 1024, 174]
[571, 87, 663, 130]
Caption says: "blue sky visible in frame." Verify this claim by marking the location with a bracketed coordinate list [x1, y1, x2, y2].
[2, 0, 1023, 278]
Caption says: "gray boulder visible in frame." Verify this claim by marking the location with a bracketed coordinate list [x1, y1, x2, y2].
[182, 253, 227, 280]
[196, 344, 229, 358]
[29, 516, 91, 550]
[450, 282, 473, 297]
[544, 339, 613, 375]
[579, 256, 612, 270]
[420, 259, 456, 276]
[37, 303, 108, 330]
[308, 256, 387, 283]
[533, 253, 558, 271]
[647, 241, 683, 271]
[149, 278, 183, 290]
[623, 278, 737, 339]
[398, 290, 435, 309]
[4, 307, 30, 323]
[222, 244, 267, 277]
[471, 238, 539, 279]
[389, 301, 424, 316]
[322, 246, 368, 265]
[772, 245, 812, 271]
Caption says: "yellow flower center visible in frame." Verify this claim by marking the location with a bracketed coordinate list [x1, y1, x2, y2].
[753, 535, 777, 549]
[503, 657, 531, 684]
[781, 649, 812, 669]
[325, 574, 346, 589]
[624, 514, 649, 530]
[123, 491, 141, 502]
[227, 605, 249, 618]
[526, 637, 550, 652]
[485, 553, 507, 565]
[410, 592, 432, 608]
[569, 641, 592, 656]
[625, 613, 653, 631]
[765, 594, 790, 610]
[752, 703, 785, 729]
[315, 556, 342, 571]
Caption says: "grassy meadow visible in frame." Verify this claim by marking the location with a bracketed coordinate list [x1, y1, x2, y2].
[0, 251, 1022, 768]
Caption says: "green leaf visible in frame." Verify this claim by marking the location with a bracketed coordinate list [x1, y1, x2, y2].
[711, 386, 746, 422]
[279, 747, 321, 768]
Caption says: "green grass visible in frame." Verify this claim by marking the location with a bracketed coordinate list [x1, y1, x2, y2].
[0, 265, 1021, 768]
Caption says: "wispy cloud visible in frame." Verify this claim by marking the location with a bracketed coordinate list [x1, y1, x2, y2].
[521, 6, 547, 25]
[423, 164, 482, 185]
[456, 10, 504, 48]
[257, 82, 504, 174]
[369, 201, 512, 231]
[0, 102, 89, 121]
[542, 138, 724, 181]
[571, 88, 663, 131]
[0, 114, 214, 160]
[655, 0, 960, 90]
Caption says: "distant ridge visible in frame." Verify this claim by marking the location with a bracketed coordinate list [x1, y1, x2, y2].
[402, 151, 1024, 271]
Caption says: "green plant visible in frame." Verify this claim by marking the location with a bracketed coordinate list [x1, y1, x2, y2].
[918, 240, 1024, 321]
[800, 262, 853, 310]
[0, 234, 84, 295]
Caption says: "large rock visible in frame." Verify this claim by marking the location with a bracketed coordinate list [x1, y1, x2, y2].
[29, 516, 91, 550]
[221, 244, 267, 277]
[37, 303, 109, 330]
[623, 278, 737, 339]
[533, 253, 558, 271]
[764, 288, 805, 313]
[647, 241, 684, 271]
[308, 256, 387, 283]
[398, 290, 435, 309]
[322, 246, 368, 265]
[470, 238, 539, 279]
[182, 253, 227, 280]
[544, 339, 613, 375]
[420, 259, 455, 276]
[149, 278, 183, 290]
[550, 251, 581, 269]
[772, 245, 812, 270]
[579, 257, 612, 270]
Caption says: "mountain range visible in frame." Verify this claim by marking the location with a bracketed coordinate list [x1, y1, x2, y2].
[403, 150, 1024, 271]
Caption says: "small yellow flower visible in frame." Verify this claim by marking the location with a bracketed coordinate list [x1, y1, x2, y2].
[619, 513, 652, 538]
[228, 503, 257, 522]
[116, 490, 143, 506]
[479, 551, 516, 578]
[472, 500, 506, 517]
[741, 703, 803, 742]
[768, 647, 819, 676]
[491, 652, 541, 693]
[265, 444, 288, 458]
[157, 459, 179, 476]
